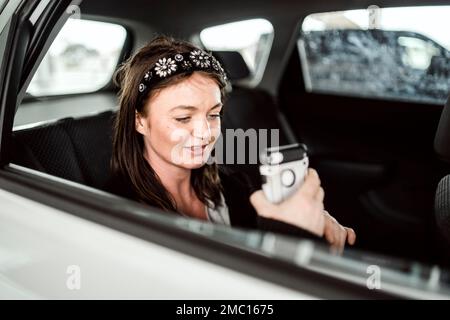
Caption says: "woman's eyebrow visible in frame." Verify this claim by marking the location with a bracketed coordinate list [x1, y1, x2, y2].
[170, 105, 197, 111]
[170, 103, 222, 112]
[210, 103, 223, 110]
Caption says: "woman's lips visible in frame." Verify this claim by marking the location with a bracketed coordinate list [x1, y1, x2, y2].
[185, 144, 208, 155]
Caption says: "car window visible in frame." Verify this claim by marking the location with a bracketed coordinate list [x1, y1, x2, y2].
[26, 18, 126, 97]
[13, 18, 126, 127]
[199, 18, 274, 86]
[298, 6, 450, 105]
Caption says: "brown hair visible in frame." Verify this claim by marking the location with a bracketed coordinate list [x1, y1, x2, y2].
[112, 35, 228, 212]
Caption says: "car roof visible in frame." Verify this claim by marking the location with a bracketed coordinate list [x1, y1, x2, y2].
[81, 0, 449, 37]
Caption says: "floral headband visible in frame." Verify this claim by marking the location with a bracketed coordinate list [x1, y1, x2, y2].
[138, 50, 228, 95]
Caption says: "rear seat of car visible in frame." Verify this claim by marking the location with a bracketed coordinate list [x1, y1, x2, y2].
[11, 110, 115, 190]
[11, 51, 294, 191]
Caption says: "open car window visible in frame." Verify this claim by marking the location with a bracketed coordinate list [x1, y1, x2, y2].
[299, 6, 450, 105]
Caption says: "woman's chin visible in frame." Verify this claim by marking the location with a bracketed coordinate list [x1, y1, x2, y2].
[171, 148, 214, 169]
[184, 162, 206, 169]
[175, 159, 207, 169]
[173, 154, 210, 169]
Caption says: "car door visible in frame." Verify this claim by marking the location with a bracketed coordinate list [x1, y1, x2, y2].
[278, 5, 450, 264]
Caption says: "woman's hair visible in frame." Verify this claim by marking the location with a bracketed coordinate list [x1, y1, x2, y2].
[112, 35, 228, 212]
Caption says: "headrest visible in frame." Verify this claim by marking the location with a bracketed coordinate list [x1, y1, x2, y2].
[212, 51, 251, 82]
[435, 96, 450, 162]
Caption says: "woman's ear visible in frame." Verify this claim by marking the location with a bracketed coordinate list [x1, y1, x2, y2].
[135, 111, 147, 135]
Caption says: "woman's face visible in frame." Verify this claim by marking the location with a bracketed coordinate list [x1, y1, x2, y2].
[136, 72, 222, 170]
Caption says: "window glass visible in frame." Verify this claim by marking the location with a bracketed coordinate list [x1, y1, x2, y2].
[26, 18, 127, 97]
[200, 18, 274, 85]
[299, 6, 450, 104]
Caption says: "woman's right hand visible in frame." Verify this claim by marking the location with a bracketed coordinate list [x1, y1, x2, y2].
[250, 168, 326, 237]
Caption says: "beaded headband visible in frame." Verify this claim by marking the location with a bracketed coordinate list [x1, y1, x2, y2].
[138, 50, 228, 95]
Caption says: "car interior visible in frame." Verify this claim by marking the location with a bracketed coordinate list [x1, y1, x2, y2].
[2, 0, 450, 298]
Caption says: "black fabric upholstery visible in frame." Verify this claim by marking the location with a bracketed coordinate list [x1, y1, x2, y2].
[434, 97, 450, 162]
[63, 111, 115, 189]
[212, 51, 251, 81]
[12, 110, 115, 189]
[435, 174, 450, 245]
[13, 121, 85, 183]
[221, 87, 290, 185]
[223, 87, 290, 141]
[216, 51, 292, 186]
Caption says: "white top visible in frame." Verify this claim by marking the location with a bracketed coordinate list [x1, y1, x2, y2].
[205, 192, 231, 226]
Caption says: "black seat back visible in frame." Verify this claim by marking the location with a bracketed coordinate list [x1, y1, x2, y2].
[63, 111, 115, 188]
[12, 120, 85, 183]
[12, 110, 115, 189]
[212, 51, 292, 185]
[434, 96, 450, 252]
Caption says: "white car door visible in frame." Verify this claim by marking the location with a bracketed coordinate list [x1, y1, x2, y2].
[0, 0, 314, 300]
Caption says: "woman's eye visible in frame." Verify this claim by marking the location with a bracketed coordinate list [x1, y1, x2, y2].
[175, 117, 191, 123]
[208, 114, 221, 120]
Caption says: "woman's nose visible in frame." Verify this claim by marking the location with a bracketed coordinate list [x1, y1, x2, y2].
[192, 118, 211, 140]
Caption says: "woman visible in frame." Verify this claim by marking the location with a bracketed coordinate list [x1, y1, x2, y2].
[109, 36, 356, 250]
